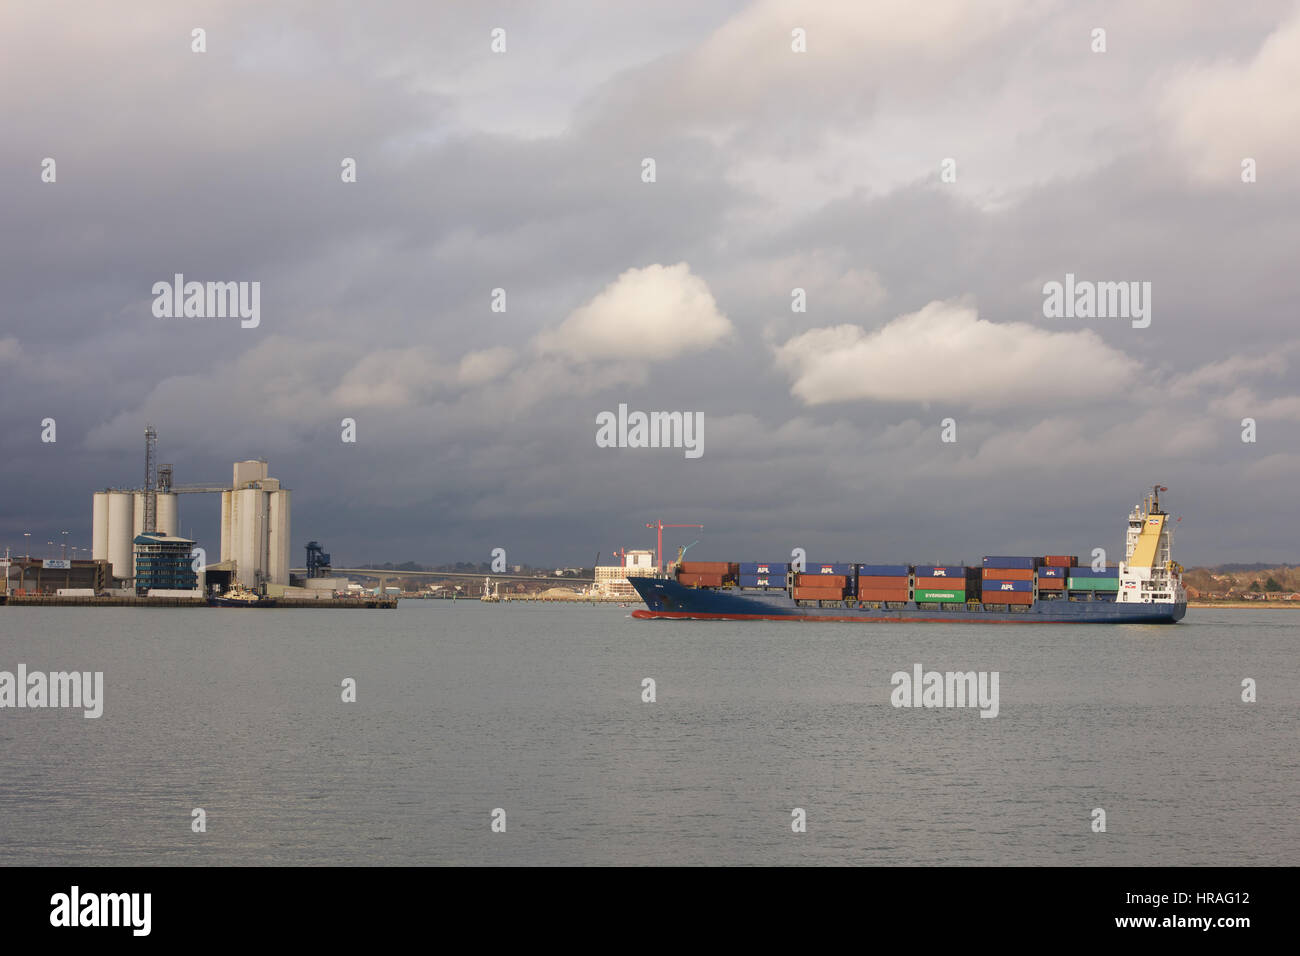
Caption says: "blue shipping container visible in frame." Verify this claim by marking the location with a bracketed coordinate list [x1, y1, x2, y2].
[1037, 566, 1067, 578]
[738, 574, 781, 587]
[804, 563, 855, 575]
[914, 565, 965, 578]
[981, 579, 1034, 593]
[857, 564, 911, 577]
[982, 556, 1038, 570]
[1069, 566, 1120, 578]
[739, 562, 790, 575]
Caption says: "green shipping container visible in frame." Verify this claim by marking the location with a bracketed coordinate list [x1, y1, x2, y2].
[914, 588, 966, 602]
[1067, 578, 1120, 591]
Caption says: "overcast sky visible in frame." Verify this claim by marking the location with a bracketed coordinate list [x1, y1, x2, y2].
[3, 0, 1299, 568]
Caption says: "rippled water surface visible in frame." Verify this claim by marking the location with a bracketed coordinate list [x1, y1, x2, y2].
[0, 603, 1295, 865]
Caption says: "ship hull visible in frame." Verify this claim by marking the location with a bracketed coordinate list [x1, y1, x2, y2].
[629, 577, 1185, 624]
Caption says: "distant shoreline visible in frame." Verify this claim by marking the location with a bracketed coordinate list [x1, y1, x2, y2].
[1189, 601, 1300, 609]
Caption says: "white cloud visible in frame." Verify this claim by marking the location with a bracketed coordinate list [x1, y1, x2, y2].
[1163, 9, 1300, 182]
[534, 262, 732, 361]
[773, 299, 1143, 408]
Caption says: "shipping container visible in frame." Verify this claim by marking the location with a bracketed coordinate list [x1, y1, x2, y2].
[1036, 566, 1067, 578]
[678, 561, 736, 575]
[982, 556, 1038, 569]
[1036, 578, 1065, 590]
[677, 572, 726, 587]
[914, 565, 965, 578]
[913, 588, 966, 602]
[982, 567, 1034, 580]
[737, 574, 780, 588]
[1068, 566, 1120, 579]
[792, 586, 847, 601]
[1067, 578, 1120, 591]
[1043, 555, 1078, 567]
[795, 574, 848, 588]
[802, 563, 855, 575]
[857, 564, 911, 577]
[848, 575, 909, 588]
[984, 592, 1034, 605]
[856, 588, 911, 602]
[738, 562, 789, 575]
[982, 579, 1034, 593]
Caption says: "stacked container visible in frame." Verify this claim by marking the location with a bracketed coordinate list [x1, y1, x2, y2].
[912, 565, 967, 604]
[793, 564, 853, 602]
[981, 556, 1039, 605]
[1067, 566, 1119, 598]
[1036, 564, 1067, 592]
[677, 561, 738, 588]
[856, 564, 911, 603]
[738, 562, 789, 589]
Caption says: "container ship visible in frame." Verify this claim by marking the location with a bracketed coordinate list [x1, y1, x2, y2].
[629, 487, 1187, 624]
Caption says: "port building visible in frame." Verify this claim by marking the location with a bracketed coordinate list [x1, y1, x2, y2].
[593, 549, 657, 598]
[133, 532, 199, 593]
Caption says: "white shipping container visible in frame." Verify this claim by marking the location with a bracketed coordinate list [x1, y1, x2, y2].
[56, 588, 96, 597]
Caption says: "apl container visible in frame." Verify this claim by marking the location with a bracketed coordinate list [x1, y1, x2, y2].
[739, 562, 789, 575]
[982, 579, 1033, 593]
[738, 574, 780, 588]
[1036, 566, 1067, 578]
[914, 566, 965, 578]
[804, 563, 855, 576]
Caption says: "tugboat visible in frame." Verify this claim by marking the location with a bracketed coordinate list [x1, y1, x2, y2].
[207, 584, 277, 608]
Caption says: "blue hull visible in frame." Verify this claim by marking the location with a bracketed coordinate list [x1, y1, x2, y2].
[629, 577, 1185, 624]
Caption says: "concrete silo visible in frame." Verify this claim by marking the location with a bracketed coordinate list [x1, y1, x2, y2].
[133, 492, 146, 539]
[156, 492, 179, 538]
[268, 490, 290, 585]
[92, 491, 109, 562]
[107, 491, 134, 580]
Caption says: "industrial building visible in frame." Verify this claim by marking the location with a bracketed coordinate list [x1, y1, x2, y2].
[220, 459, 291, 589]
[592, 549, 656, 598]
[89, 427, 291, 591]
[132, 532, 199, 593]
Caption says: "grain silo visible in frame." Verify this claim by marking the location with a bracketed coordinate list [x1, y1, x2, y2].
[132, 492, 146, 539]
[156, 492, 179, 538]
[92, 491, 109, 561]
[268, 489, 290, 585]
[107, 491, 134, 580]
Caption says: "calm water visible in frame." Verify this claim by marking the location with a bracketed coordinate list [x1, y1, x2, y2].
[0, 603, 1295, 866]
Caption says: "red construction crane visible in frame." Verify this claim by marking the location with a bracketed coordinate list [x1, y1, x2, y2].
[646, 520, 704, 572]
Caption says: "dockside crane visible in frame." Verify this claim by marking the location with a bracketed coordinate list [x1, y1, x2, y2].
[645, 520, 704, 573]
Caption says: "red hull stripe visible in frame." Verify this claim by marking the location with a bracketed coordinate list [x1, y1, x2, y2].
[630, 609, 1054, 624]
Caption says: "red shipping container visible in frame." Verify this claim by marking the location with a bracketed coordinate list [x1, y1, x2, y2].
[679, 561, 736, 575]
[855, 576, 910, 588]
[1043, 555, 1078, 567]
[677, 572, 725, 587]
[857, 588, 910, 602]
[984, 592, 1034, 605]
[792, 586, 845, 601]
[982, 568, 1034, 580]
[1036, 578, 1065, 590]
[796, 574, 848, 588]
